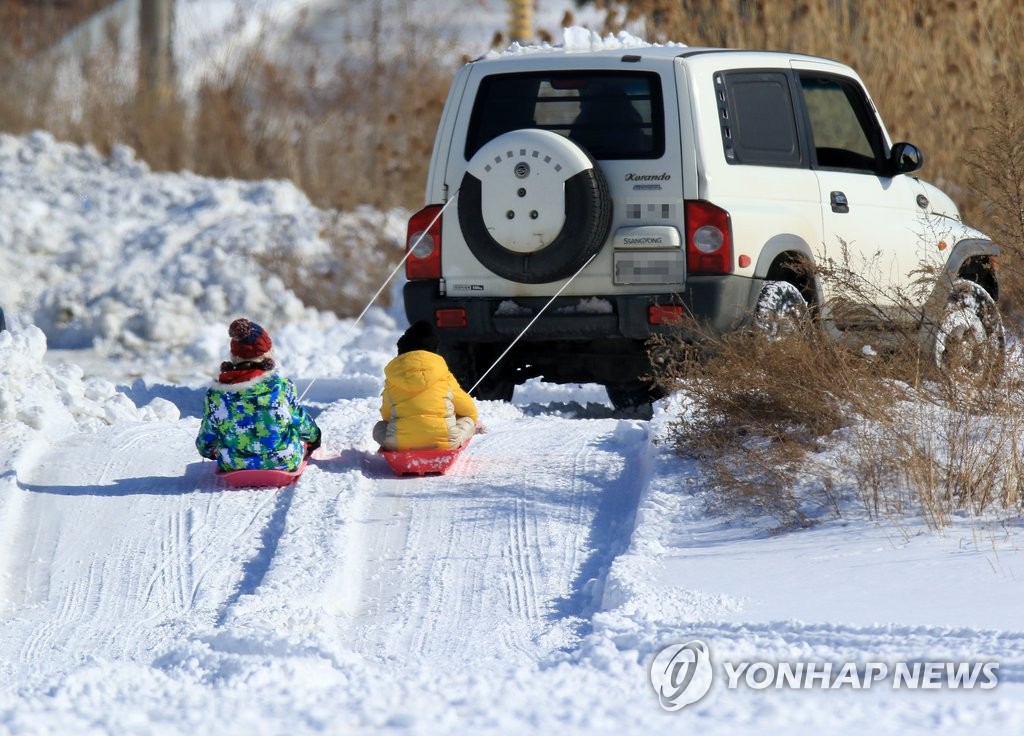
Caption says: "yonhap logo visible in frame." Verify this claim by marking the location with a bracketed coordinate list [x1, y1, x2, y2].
[649, 640, 714, 711]
[648, 640, 1000, 712]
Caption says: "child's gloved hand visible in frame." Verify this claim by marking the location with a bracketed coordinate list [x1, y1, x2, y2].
[475, 421, 488, 434]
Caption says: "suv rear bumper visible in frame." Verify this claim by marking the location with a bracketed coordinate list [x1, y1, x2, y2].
[403, 275, 763, 343]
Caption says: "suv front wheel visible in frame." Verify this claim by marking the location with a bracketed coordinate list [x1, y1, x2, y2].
[930, 279, 1005, 385]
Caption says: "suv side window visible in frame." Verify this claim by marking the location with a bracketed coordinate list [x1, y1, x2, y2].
[718, 71, 802, 167]
[465, 71, 664, 160]
[799, 74, 886, 174]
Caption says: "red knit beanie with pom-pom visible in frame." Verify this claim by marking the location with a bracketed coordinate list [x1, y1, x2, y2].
[228, 318, 273, 360]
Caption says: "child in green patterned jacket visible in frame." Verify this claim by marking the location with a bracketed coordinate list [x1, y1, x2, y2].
[196, 318, 321, 472]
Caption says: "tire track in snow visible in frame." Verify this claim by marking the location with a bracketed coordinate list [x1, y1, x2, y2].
[340, 414, 649, 670]
[0, 423, 285, 674]
[504, 498, 540, 627]
[15, 430, 157, 665]
[193, 491, 277, 610]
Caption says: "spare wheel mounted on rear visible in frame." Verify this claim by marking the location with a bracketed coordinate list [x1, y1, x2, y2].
[458, 128, 612, 284]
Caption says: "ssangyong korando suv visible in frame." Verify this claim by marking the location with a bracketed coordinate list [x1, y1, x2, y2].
[403, 39, 1002, 413]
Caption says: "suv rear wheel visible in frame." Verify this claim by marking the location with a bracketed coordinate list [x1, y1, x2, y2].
[753, 281, 811, 338]
[445, 343, 516, 402]
[606, 381, 662, 419]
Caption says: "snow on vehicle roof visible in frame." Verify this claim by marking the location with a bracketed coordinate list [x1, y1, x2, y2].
[479, 26, 845, 71]
[481, 24, 679, 60]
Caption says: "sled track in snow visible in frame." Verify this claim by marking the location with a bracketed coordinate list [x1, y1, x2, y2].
[0, 424, 289, 673]
[338, 416, 651, 669]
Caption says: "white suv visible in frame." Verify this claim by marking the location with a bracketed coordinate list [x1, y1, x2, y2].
[403, 42, 1002, 411]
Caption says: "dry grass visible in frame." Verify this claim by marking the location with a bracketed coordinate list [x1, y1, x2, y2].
[653, 315, 1024, 528]
[0, 0, 115, 57]
[967, 96, 1024, 330]
[846, 384, 1024, 528]
[0, 16, 454, 214]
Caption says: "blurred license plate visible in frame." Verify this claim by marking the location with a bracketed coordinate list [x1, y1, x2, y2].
[613, 250, 684, 285]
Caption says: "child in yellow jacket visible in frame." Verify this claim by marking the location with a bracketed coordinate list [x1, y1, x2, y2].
[373, 320, 478, 451]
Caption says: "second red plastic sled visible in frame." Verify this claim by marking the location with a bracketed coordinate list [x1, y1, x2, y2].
[380, 439, 470, 476]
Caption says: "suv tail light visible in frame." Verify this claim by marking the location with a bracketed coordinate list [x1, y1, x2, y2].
[406, 204, 443, 280]
[685, 200, 733, 275]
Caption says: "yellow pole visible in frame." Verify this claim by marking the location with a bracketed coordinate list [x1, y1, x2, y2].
[509, 0, 533, 43]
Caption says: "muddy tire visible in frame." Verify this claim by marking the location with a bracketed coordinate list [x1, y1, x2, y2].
[753, 281, 810, 338]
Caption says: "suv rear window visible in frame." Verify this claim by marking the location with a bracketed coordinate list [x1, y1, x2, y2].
[465, 71, 664, 160]
[718, 71, 802, 167]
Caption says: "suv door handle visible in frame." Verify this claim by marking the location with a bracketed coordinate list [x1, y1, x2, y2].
[830, 190, 849, 214]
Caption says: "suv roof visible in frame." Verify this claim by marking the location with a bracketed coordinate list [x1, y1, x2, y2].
[470, 44, 850, 71]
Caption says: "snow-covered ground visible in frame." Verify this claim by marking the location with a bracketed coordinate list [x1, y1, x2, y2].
[2, 7, 1024, 735]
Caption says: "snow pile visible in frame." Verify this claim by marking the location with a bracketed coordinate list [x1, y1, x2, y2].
[490, 25, 685, 59]
[561, 25, 664, 51]
[0, 131, 339, 356]
[0, 325, 178, 432]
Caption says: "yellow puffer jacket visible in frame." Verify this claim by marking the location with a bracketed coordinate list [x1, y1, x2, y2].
[380, 350, 478, 450]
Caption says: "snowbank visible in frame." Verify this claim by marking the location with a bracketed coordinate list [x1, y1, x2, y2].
[0, 131, 333, 353]
[0, 325, 177, 432]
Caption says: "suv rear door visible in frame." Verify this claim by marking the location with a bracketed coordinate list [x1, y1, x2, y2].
[440, 58, 685, 298]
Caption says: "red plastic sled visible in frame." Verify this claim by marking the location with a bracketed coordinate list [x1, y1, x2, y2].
[380, 440, 470, 476]
[217, 458, 309, 489]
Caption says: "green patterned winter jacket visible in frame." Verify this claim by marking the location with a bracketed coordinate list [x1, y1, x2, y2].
[196, 371, 320, 472]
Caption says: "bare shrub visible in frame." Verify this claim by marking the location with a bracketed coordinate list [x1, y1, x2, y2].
[840, 380, 1024, 528]
[653, 318, 905, 525]
[967, 96, 1024, 329]
[653, 251, 1021, 528]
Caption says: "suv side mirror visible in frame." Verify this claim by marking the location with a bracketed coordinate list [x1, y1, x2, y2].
[888, 142, 924, 176]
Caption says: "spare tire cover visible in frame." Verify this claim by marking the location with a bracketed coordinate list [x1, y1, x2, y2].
[458, 128, 611, 284]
